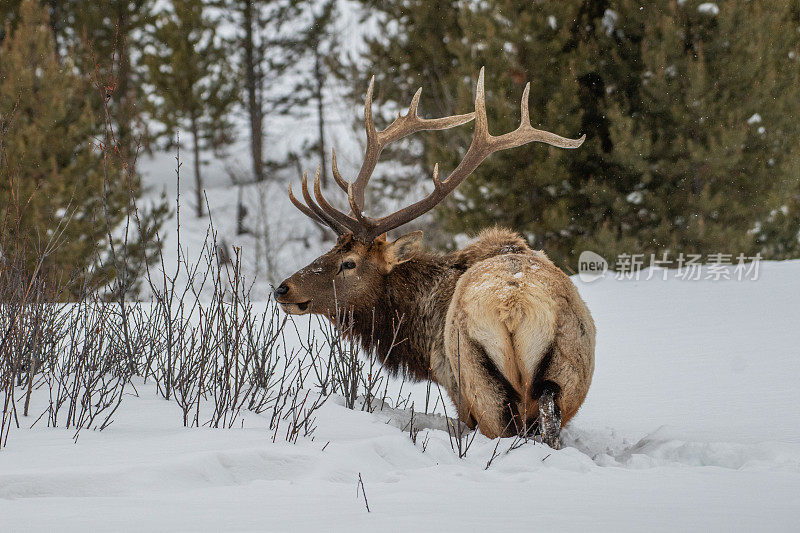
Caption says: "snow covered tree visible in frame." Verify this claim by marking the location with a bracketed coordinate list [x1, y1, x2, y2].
[216, 0, 303, 185]
[280, 0, 343, 187]
[596, 1, 800, 261]
[143, 0, 237, 217]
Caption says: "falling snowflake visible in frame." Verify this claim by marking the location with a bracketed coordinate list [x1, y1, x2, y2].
[626, 191, 644, 205]
[698, 3, 720, 16]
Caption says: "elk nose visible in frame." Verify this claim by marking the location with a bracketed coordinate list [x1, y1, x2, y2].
[274, 284, 290, 298]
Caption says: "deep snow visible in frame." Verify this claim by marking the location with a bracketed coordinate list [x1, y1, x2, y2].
[1, 259, 799, 532]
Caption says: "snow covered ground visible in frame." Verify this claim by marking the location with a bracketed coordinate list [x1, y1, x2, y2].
[2, 259, 799, 531]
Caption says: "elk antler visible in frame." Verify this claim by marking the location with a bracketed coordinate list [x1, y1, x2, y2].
[288, 68, 585, 243]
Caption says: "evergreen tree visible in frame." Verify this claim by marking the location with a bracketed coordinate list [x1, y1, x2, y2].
[0, 1, 71, 44]
[355, 0, 800, 267]
[595, 1, 800, 262]
[143, 0, 237, 217]
[1, 1, 154, 156]
[0, 0, 165, 299]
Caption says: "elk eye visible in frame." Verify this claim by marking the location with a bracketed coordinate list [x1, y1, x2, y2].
[342, 260, 356, 270]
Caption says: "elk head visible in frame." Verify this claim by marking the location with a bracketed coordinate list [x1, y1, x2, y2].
[274, 68, 584, 317]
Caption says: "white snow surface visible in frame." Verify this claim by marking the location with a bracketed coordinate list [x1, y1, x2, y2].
[698, 3, 720, 16]
[2, 261, 800, 531]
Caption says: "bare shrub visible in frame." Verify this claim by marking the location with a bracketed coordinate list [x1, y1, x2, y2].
[303, 305, 409, 414]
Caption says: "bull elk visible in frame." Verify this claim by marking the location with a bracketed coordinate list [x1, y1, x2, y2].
[275, 69, 595, 448]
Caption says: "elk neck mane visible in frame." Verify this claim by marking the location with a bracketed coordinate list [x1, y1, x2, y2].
[348, 251, 451, 381]
[347, 228, 531, 382]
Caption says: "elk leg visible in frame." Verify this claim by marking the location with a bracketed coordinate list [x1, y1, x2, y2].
[536, 380, 561, 449]
[428, 347, 476, 430]
[447, 335, 520, 439]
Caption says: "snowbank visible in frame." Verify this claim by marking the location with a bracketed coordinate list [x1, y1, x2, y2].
[1, 261, 799, 531]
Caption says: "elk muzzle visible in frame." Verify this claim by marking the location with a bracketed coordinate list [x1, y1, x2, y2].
[273, 283, 312, 315]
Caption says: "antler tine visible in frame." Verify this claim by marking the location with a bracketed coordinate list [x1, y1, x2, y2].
[474, 67, 489, 141]
[431, 163, 442, 190]
[348, 76, 379, 212]
[299, 170, 350, 235]
[346, 181, 370, 226]
[364, 76, 377, 140]
[331, 148, 349, 193]
[349, 77, 476, 213]
[334, 147, 372, 223]
[311, 165, 360, 232]
[362, 68, 585, 241]
[288, 183, 326, 225]
[408, 87, 422, 117]
[493, 76, 586, 152]
[520, 82, 531, 127]
[474, 67, 585, 153]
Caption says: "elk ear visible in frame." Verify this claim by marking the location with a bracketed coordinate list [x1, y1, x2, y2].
[383, 231, 423, 270]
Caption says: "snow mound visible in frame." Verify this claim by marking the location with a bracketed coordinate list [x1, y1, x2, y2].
[1, 261, 799, 531]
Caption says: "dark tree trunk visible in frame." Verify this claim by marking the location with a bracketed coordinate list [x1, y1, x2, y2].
[313, 40, 327, 187]
[243, 0, 264, 183]
[236, 183, 247, 235]
[190, 114, 204, 218]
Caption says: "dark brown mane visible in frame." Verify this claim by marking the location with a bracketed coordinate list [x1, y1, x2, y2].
[347, 228, 531, 381]
[349, 252, 451, 381]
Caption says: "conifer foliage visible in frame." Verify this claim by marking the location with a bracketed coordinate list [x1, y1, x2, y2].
[355, 0, 800, 268]
[0, 0, 165, 299]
